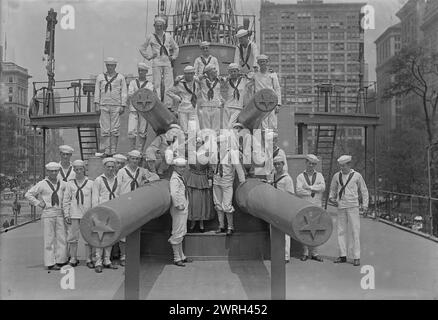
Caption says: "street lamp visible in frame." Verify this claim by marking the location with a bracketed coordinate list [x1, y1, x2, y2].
[426, 140, 438, 236]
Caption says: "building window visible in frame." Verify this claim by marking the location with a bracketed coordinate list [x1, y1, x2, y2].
[297, 32, 312, 40]
[347, 43, 359, 51]
[331, 32, 345, 40]
[9, 96, 13, 102]
[314, 64, 328, 73]
[314, 54, 328, 62]
[297, 43, 312, 51]
[331, 43, 345, 51]
[281, 32, 295, 41]
[8, 77, 13, 83]
[9, 87, 13, 94]
[297, 65, 312, 73]
[331, 53, 345, 61]
[314, 32, 328, 40]
[314, 43, 328, 51]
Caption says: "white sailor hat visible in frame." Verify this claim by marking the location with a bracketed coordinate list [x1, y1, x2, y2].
[113, 154, 128, 162]
[305, 154, 319, 164]
[59, 145, 74, 154]
[256, 54, 269, 61]
[173, 157, 187, 166]
[169, 124, 182, 130]
[236, 29, 249, 38]
[200, 41, 210, 47]
[137, 62, 148, 70]
[204, 64, 217, 73]
[337, 155, 352, 165]
[154, 16, 166, 25]
[72, 160, 85, 167]
[103, 157, 116, 165]
[45, 162, 61, 170]
[104, 57, 118, 65]
[127, 150, 142, 158]
[273, 155, 284, 164]
[414, 216, 423, 221]
[184, 65, 195, 73]
[232, 122, 244, 129]
[228, 63, 240, 71]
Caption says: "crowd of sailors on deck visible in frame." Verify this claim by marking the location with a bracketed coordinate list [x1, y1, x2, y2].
[93, 16, 280, 157]
[25, 143, 368, 271]
[24, 16, 369, 271]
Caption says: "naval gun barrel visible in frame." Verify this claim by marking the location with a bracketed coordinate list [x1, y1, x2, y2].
[235, 179, 333, 247]
[238, 88, 278, 130]
[80, 180, 171, 248]
[130, 88, 178, 135]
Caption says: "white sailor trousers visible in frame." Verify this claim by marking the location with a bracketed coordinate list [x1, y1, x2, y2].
[152, 66, 174, 108]
[100, 105, 122, 137]
[178, 110, 199, 133]
[66, 218, 80, 243]
[95, 247, 112, 266]
[169, 206, 188, 245]
[337, 207, 360, 259]
[128, 110, 148, 139]
[225, 106, 242, 129]
[198, 105, 222, 131]
[42, 212, 67, 266]
[213, 184, 234, 213]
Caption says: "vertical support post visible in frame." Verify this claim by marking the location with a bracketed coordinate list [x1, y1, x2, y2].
[427, 146, 432, 235]
[373, 125, 377, 219]
[42, 128, 47, 177]
[297, 124, 308, 155]
[364, 126, 368, 181]
[125, 228, 141, 300]
[270, 226, 285, 300]
[32, 126, 37, 221]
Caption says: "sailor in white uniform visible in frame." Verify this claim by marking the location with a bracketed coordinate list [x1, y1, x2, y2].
[222, 63, 249, 128]
[116, 150, 160, 265]
[213, 134, 246, 235]
[92, 157, 119, 272]
[139, 16, 179, 109]
[113, 154, 128, 173]
[247, 55, 281, 131]
[62, 160, 94, 267]
[272, 155, 295, 263]
[127, 62, 154, 152]
[329, 155, 369, 266]
[198, 65, 225, 131]
[234, 29, 259, 74]
[94, 57, 128, 156]
[194, 41, 220, 79]
[58, 145, 75, 182]
[167, 65, 200, 133]
[25, 162, 68, 270]
[295, 154, 325, 262]
[169, 157, 193, 267]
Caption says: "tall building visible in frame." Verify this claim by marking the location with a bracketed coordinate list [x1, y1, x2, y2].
[375, 23, 402, 144]
[421, 0, 438, 90]
[396, 0, 426, 47]
[260, 0, 366, 144]
[0, 61, 32, 173]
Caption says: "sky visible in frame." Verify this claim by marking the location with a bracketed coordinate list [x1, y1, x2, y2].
[1, 0, 408, 90]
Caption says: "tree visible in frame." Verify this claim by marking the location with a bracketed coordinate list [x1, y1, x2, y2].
[384, 45, 438, 145]
[0, 107, 20, 178]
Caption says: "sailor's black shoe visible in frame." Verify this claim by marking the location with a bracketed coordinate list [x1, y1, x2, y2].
[334, 256, 347, 263]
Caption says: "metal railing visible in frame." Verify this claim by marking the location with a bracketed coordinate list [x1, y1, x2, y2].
[0, 191, 41, 232]
[369, 189, 438, 237]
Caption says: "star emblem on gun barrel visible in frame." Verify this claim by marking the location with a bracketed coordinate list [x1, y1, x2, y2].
[300, 212, 326, 241]
[257, 93, 277, 111]
[91, 215, 115, 242]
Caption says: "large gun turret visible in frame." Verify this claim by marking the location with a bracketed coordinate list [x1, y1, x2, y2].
[80, 180, 171, 248]
[238, 88, 278, 130]
[236, 179, 333, 247]
[130, 88, 178, 135]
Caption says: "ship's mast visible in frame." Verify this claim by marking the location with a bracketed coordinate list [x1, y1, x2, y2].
[44, 8, 57, 115]
[171, 0, 246, 45]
